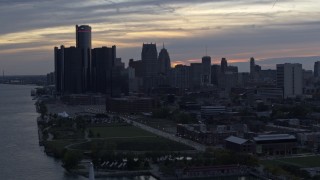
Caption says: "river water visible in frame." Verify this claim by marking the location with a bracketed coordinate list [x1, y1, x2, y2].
[0, 84, 155, 180]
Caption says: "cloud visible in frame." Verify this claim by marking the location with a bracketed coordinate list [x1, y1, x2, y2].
[0, 0, 320, 74]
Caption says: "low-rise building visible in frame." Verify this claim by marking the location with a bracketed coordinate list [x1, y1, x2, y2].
[201, 106, 226, 118]
[253, 134, 297, 156]
[106, 96, 157, 113]
[225, 136, 255, 154]
[176, 124, 237, 145]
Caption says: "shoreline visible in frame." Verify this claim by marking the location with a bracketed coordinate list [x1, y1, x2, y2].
[72, 169, 159, 179]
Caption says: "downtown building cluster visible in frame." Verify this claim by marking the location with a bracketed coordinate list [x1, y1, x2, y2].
[54, 25, 128, 97]
[52, 25, 320, 102]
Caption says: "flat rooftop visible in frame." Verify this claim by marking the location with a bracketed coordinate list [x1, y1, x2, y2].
[254, 134, 296, 142]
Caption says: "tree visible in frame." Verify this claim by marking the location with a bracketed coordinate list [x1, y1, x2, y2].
[152, 107, 170, 118]
[88, 130, 94, 138]
[39, 102, 48, 118]
[62, 151, 83, 170]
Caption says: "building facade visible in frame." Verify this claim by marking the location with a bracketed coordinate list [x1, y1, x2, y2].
[54, 46, 85, 94]
[201, 56, 211, 86]
[314, 61, 320, 78]
[91, 46, 116, 94]
[141, 43, 158, 91]
[276, 63, 303, 98]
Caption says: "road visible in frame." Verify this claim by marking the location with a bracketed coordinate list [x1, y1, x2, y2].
[121, 116, 206, 152]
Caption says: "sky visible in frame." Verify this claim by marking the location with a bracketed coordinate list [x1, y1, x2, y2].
[0, 0, 320, 75]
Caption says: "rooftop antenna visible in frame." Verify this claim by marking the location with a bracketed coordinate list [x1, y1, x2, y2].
[272, 0, 278, 8]
[163, 42, 165, 49]
[205, 45, 208, 56]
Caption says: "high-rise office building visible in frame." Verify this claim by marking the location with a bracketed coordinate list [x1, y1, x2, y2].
[250, 57, 255, 79]
[227, 66, 238, 73]
[141, 43, 158, 91]
[249, 57, 261, 81]
[76, 25, 92, 91]
[158, 44, 171, 75]
[314, 61, 320, 78]
[91, 46, 116, 94]
[190, 63, 202, 90]
[76, 25, 92, 49]
[221, 58, 228, 73]
[201, 56, 211, 85]
[158, 44, 171, 87]
[211, 65, 221, 86]
[129, 59, 144, 78]
[54, 46, 85, 94]
[277, 63, 303, 98]
[171, 64, 190, 90]
[54, 25, 120, 96]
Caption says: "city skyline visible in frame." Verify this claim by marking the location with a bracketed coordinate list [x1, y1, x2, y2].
[0, 0, 320, 74]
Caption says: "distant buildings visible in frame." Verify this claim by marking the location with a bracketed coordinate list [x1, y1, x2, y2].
[158, 44, 171, 76]
[220, 58, 228, 74]
[211, 65, 221, 86]
[170, 64, 190, 90]
[158, 44, 171, 86]
[55, 46, 85, 94]
[225, 136, 255, 154]
[91, 46, 115, 94]
[225, 134, 298, 156]
[276, 63, 303, 98]
[314, 61, 320, 78]
[46, 72, 54, 86]
[190, 63, 202, 90]
[254, 134, 297, 156]
[249, 57, 261, 81]
[53, 24, 315, 102]
[106, 96, 157, 113]
[141, 43, 158, 91]
[201, 56, 211, 86]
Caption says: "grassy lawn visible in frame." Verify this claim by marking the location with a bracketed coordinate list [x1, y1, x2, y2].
[88, 125, 155, 138]
[82, 125, 194, 151]
[44, 139, 85, 157]
[74, 136, 194, 151]
[47, 125, 85, 140]
[45, 125, 194, 154]
[262, 155, 320, 168]
[137, 118, 177, 134]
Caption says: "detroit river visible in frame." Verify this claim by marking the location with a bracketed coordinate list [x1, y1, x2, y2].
[0, 84, 155, 180]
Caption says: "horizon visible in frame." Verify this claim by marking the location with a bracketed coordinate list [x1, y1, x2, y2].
[2, 55, 320, 76]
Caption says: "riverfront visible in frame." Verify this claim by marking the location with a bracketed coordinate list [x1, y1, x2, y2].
[0, 84, 154, 180]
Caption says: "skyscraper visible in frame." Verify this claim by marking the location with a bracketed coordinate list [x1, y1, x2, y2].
[54, 25, 119, 95]
[141, 43, 158, 91]
[76, 25, 92, 91]
[190, 63, 202, 90]
[158, 44, 171, 87]
[249, 57, 261, 81]
[55, 46, 85, 94]
[250, 57, 255, 78]
[76, 25, 92, 49]
[171, 64, 190, 90]
[158, 44, 171, 75]
[211, 64, 221, 86]
[221, 58, 228, 74]
[314, 61, 320, 78]
[91, 46, 116, 94]
[277, 63, 302, 98]
[201, 56, 211, 85]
